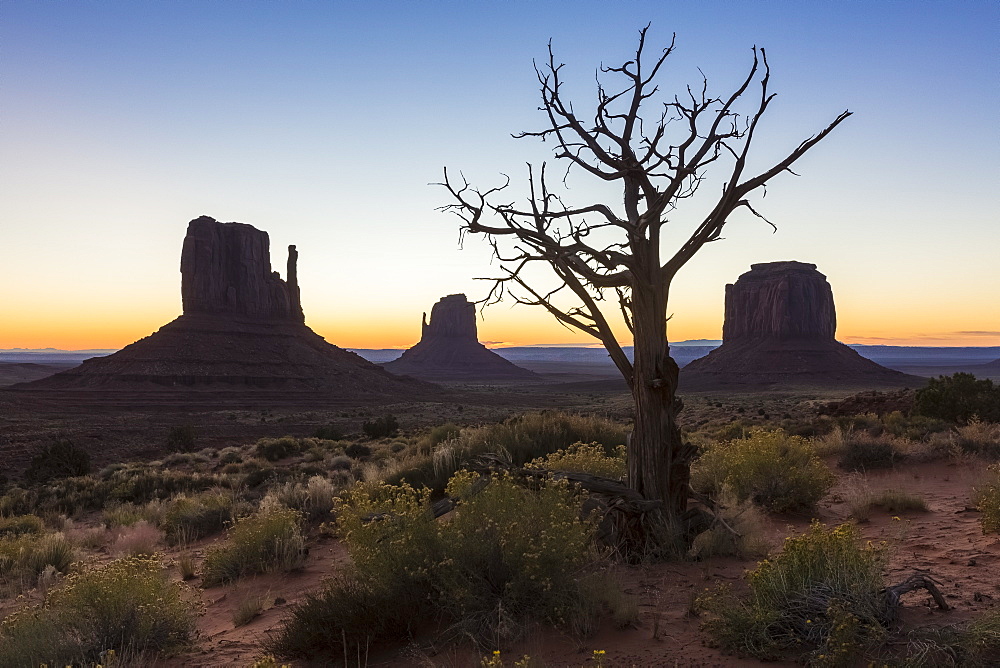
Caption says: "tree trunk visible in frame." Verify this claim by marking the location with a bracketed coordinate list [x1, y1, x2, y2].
[627, 284, 691, 552]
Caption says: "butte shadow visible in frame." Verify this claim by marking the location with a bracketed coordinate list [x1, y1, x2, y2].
[13, 216, 437, 404]
[681, 261, 924, 391]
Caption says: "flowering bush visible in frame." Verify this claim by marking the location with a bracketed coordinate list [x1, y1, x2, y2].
[691, 429, 834, 511]
[0, 555, 195, 665]
[529, 442, 627, 479]
[270, 471, 600, 659]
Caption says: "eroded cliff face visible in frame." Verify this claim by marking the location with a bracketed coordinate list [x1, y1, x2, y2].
[421, 294, 478, 341]
[722, 261, 835, 342]
[180, 216, 303, 322]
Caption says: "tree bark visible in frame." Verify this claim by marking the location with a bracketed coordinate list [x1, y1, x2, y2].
[627, 277, 691, 549]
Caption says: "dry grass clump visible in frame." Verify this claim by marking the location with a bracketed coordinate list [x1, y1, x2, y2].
[202, 503, 306, 586]
[953, 419, 1000, 458]
[266, 476, 337, 523]
[698, 522, 889, 665]
[232, 589, 271, 627]
[0, 531, 75, 585]
[972, 464, 1000, 534]
[269, 471, 603, 660]
[0, 555, 196, 665]
[689, 487, 772, 560]
[842, 478, 928, 522]
[111, 520, 165, 557]
[692, 429, 834, 512]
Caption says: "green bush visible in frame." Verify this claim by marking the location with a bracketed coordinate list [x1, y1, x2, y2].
[426, 411, 628, 494]
[23, 441, 91, 486]
[529, 442, 627, 479]
[312, 425, 344, 440]
[161, 491, 234, 544]
[0, 514, 44, 538]
[166, 425, 196, 451]
[0, 555, 195, 665]
[269, 471, 600, 659]
[698, 522, 889, 664]
[837, 433, 904, 471]
[202, 504, 306, 586]
[691, 429, 834, 512]
[344, 443, 372, 459]
[915, 373, 1000, 423]
[362, 414, 399, 439]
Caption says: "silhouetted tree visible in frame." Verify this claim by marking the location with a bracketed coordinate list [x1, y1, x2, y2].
[442, 27, 850, 555]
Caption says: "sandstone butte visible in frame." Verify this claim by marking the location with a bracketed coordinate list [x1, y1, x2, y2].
[682, 261, 923, 390]
[17, 216, 433, 399]
[383, 294, 537, 381]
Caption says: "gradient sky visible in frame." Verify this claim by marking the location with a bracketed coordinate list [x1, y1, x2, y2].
[2, 1, 998, 350]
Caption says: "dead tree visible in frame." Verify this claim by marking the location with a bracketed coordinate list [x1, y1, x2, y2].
[441, 27, 850, 554]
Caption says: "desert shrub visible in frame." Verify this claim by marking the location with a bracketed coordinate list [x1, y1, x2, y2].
[344, 442, 372, 459]
[267, 476, 336, 522]
[0, 514, 44, 538]
[269, 471, 599, 659]
[166, 424, 196, 451]
[103, 502, 145, 528]
[23, 440, 91, 486]
[0, 532, 75, 580]
[427, 412, 628, 494]
[698, 522, 889, 664]
[329, 454, 353, 471]
[417, 422, 462, 454]
[952, 418, 1000, 458]
[218, 447, 243, 465]
[256, 437, 302, 462]
[898, 608, 1000, 667]
[915, 373, 1000, 423]
[161, 491, 234, 544]
[312, 425, 344, 440]
[691, 429, 834, 512]
[973, 464, 1000, 534]
[529, 442, 627, 479]
[689, 487, 772, 560]
[881, 411, 950, 440]
[0, 555, 195, 665]
[242, 464, 278, 489]
[111, 521, 164, 557]
[363, 414, 399, 439]
[837, 432, 905, 471]
[202, 504, 306, 586]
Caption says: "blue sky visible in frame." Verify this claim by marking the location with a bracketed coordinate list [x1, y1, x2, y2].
[2, 1, 998, 348]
